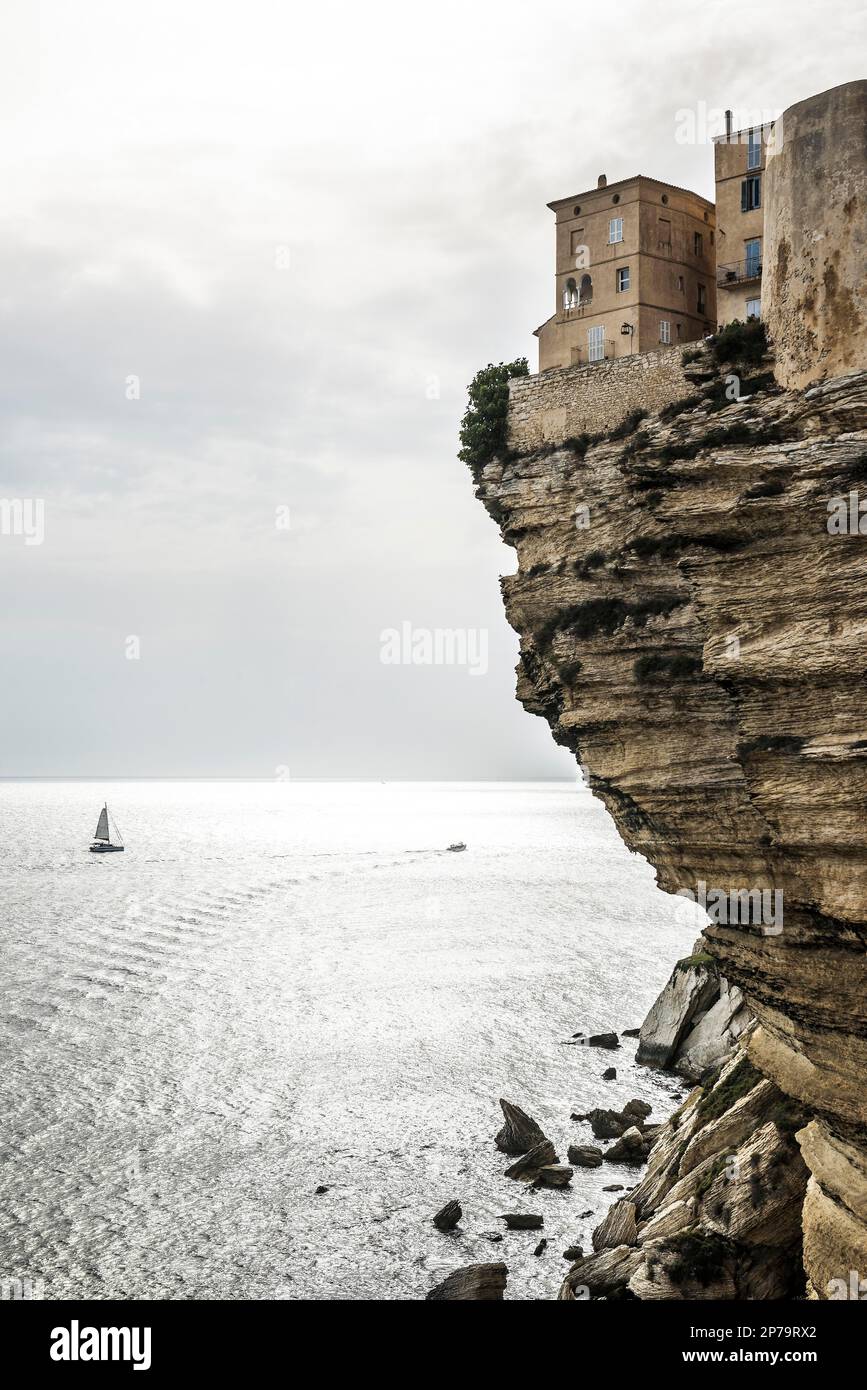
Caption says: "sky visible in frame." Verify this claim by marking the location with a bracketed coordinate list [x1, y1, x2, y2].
[1, 0, 864, 777]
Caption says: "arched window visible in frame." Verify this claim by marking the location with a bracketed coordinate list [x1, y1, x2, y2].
[564, 277, 579, 310]
[579, 273, 593, 305]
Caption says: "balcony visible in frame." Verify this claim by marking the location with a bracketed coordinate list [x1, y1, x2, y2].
[717, 258, 762, 288]
[570, 342, 616, 366]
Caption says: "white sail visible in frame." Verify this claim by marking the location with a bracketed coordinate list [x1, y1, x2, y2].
[94, 806, 110, 842]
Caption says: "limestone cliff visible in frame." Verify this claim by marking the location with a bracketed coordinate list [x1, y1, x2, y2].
[472, 342, 867, 1296]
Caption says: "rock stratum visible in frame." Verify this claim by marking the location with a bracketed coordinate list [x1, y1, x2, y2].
[472, 344, 867, 1297]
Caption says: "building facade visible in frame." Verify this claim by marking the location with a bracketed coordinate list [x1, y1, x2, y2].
[535, 174, 716, 373]
[713, 115, 774, 327]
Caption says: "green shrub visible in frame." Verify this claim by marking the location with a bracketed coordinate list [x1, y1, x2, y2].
[583, 549, 607, 570]
[660, 1232, 736, 1288]
[537, 592, 683, 648]
[676, 950, 715, 970]
[563, 432, 600, 458]
[558, 658, 583, 684]
[458, 359, 529, 474]
[695, 1153, 730, 1199]
[634, 651, 702, 682]
[695, 1056, 763, 1128]
[609, 409, 649, 441]
[574, 549, 607, 578]
[658, 395, 701, 423]
[710, 318, 768, 368]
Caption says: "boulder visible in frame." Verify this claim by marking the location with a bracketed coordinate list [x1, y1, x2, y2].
[586, 1108, 626, 1139]
[602, 1066, 617, 1080]
[533, 1238, 547, 1257]
[534, 1164, 573, 1189]
[636, 957, 719, 1069]
[622, 1099, 653, 1124]
[563, 1244, 584, 1261]
[426, 1262, 507, 1300]
[589, 1032, 620, 1049]
[567, 1143, 604, 1168]
[604, 1126, 648, 1165]
[504, 1138, 558, 1181]
[432, 1199, 462, 1231]
[495, 1099, 548, 1156]
[499, 1213, 543, 1230]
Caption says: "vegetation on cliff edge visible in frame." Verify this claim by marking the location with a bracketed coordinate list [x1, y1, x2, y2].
[458, 359, 529, 475]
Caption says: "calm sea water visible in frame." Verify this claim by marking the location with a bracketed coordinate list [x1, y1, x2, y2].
[0, 781, 697, 1301]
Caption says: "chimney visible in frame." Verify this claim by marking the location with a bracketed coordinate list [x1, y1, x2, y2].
[725, 109, 733, 140]
[597, 174, 607, 189]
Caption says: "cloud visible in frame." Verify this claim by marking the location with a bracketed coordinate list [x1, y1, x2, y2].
[0, 0, 863, 773]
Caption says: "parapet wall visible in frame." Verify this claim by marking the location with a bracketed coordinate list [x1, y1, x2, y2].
[507, 346, 695, 451]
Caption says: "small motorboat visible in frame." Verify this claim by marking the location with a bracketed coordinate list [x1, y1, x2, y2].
[90, 803, 125, 853]
[447, 842, 467, 853]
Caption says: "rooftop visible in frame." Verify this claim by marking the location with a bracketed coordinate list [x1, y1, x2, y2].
[711, 119, 776, 145]
[547, 173, 715, 212]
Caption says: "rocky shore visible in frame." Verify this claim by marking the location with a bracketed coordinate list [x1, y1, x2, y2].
[425, 943, 782, 1300]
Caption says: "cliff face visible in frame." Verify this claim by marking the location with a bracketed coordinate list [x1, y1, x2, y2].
[473, 346, 867, 1296]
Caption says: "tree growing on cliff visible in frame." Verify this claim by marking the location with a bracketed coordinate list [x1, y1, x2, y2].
[458, 358, 529, 476]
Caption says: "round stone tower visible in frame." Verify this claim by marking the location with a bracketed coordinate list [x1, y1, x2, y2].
[764, 80, 867, 389]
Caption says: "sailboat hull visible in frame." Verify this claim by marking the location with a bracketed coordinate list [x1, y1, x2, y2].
[90, 844, 125, 854]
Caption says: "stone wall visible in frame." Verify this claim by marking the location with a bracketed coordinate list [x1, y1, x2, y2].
[507, 346, 696, 451]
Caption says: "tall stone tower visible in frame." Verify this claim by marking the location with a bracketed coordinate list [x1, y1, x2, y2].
[764, 80, 867, 389]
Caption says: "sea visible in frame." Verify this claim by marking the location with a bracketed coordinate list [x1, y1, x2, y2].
[0, 780, 700, 1301]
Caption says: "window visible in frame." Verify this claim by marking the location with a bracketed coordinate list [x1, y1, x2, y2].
[677, 274, 684, 292]
[659, 320, 671, 344]
[747, 130, 762, 170]
[698, 283, 707, 314]
[676, 322, 683, 340]
[563, 277, 579, 310]
[694, 231, 703, 256]
[745, 238, 761, 277]
[609, 217, 623, 244]
[658, 217, 671, 249]
[741, 176, 761, 211]
[570, 229, 585, 256]
[588, 325, 605, 363]
[746, 297, 761, 320]
[616, 266, 630, 292]
[579, 273, 592, 304]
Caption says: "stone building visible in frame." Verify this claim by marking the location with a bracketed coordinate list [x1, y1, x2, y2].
[713, 112, 775, 327]
[535, 174, 716, 373]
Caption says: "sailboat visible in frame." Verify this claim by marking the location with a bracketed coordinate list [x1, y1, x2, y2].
[89, 803, 125, 854]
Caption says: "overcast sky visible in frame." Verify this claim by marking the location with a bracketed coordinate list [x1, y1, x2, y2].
[1, 0, 863, 777]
